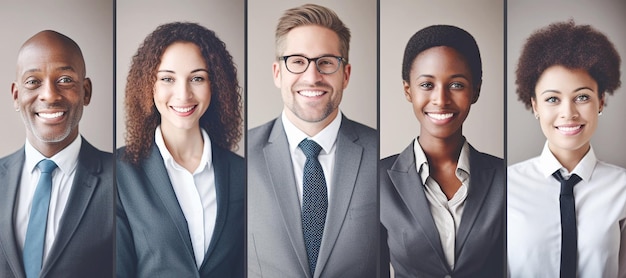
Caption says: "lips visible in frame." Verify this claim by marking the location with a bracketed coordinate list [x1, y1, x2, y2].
[37, 111, 65, 119]
[426, 112, 454, 120]
[298, 90, 326, 97]
[170, 105, 197, 116]
[555, 124, 584, 135]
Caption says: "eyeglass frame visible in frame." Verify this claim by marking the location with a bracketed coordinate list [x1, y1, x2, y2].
[278, 54, 348, 74]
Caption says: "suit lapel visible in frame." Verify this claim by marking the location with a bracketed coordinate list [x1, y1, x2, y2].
[387, 142, 450, 272]
[40, 139, 100, 277]
[315, 118, 361, 276]
[454, 146, 495, 258]
[200, 145, 230, 269]
[143, 145, 196, 264]
[0, 149, 27, 278]
[263, 119, 311, 277]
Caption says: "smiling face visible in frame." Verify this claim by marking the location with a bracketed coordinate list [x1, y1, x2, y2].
[12, 31, 91, 156]
[404, 46, 478, 143]
[532, 65, 603, 161]
[273, 25, 351, 135]
[153, 42, 211, 135]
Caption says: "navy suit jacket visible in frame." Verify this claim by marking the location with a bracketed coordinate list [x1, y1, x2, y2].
[116, 142, 244, 278]
[380, 141, 504, 278]
[0, 138, 113, 278]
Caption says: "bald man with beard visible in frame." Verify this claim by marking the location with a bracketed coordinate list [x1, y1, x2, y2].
[0, 30, 113, 278]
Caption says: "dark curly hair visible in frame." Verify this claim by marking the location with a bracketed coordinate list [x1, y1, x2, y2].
[402, 24, 482, 90]
[123, 22, 242, 165]
[515, 20, 621, 110]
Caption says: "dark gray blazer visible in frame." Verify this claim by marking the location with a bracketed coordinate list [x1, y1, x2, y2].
[380, 142, 504, 278]
[0, 138, 113, 278]
[247, 116, 378, 278]
[116, 142, 244, 278]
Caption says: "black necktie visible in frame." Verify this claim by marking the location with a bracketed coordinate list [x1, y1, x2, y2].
[552, 171, 581, 278]
[299, 139, 327, 276]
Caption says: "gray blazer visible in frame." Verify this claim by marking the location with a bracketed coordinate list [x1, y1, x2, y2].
[380, 142, 504, 278]
[247, 116, 378, 278]
[0, 138, 113, 278]
[116, 143, 244, 278]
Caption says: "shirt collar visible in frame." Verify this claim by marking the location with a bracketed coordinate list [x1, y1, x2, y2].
[538, 141, 596, 181]
[413, 137, 471, 184]
[25, 135, 81, 175]
[282, 110, 342, 155]
[155, 126, 213, 174]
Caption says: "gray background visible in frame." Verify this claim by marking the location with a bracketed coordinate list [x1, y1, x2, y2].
[247, 0, 377, 131]
[507, 0, 626, 167]
[0, 0, 113, 157]
[380, 0, 504, 159]
[116, 0, 245, 156]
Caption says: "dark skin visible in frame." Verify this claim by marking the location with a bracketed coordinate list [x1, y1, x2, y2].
[404, 46, 480, 200]
[11, 30, 92, 158]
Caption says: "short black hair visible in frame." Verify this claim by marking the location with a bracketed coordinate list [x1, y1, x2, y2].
[515, 20, 621, 109]
[402, 24, 482, 88]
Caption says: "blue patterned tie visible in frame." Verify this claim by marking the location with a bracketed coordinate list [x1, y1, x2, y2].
[552, 171, 581, 278]
[299, 139, 328, 276]
[23, 159, 57, 278]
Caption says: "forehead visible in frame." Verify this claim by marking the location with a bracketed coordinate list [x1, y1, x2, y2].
[16, 38, 85, 76]
[412, 46, 471, 75]
[282, 25, 341, 56]
[535, 66, 598, 92]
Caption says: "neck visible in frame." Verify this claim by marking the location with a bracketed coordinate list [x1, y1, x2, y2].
[285, 108, 338, 137]
[549, 142, 590, 172]
[160, 124, 204, 164]
[417, 131, 464, 165]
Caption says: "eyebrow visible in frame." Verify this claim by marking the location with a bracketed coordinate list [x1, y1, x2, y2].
[540, 86, 595, 95]
[157, 68, 209, 74]
[23, 65, 77, 74]
[416, 74, 470, 80]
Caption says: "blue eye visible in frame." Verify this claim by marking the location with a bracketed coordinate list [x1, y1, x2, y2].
[191, 76, 205, 82]
[575, 94, 590, 102]
[545, 96, 558, 103]
[160, 77, 174, 83]
[450, 82, 465, 89]
[419, 82, 433, 90]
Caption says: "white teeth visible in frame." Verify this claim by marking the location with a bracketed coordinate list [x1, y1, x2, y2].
[558, 126, 582, 132]
[38, 112, 64, 119]
[427, 113, 453, 120]
[299, 90, 324, 97]
[172, 106, 195, 113]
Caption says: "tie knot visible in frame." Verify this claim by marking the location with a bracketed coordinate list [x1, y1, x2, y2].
[37, 159, 58, 173]
[552, 170, 581, 195]
[299, 139, 322, 158]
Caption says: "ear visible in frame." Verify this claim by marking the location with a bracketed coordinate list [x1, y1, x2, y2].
[471, 80, 482, 104]
[272, 61, 281, 88]
[599, 93, 605, 113]
[11, 82, 19, 110]
[403, 80, 412, 103]
[342, 63, 351, 89]
[82, 78, 92, 106]
[531, 97, 538, 116]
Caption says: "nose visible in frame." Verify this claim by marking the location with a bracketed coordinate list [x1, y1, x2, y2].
[174, 79, 193, 100]
[299, 61, 323, 83]
[560, 99, 579, 119]
[39, 80, 62, 102]
[430, 85, 450, 106]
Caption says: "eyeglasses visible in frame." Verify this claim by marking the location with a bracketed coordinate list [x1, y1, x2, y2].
[279, 55, 346, 74]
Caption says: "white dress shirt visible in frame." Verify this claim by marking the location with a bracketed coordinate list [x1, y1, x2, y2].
[413, 138, 471, 269]
[155, 126, 217, 269]
[15, 135, 81, 262]
[282, 110, 341, 206]
[508, 142, 626, 278]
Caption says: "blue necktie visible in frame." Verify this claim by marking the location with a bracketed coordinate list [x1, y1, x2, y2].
[299, 139, 327, 276]
[552, 171, 581, 278]
[23, 159, 57, 278]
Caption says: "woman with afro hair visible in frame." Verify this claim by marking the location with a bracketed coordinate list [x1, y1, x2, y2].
[507, 20, 626, 277]
[116, 22, 244, 277]
[380, 25, 505, 277]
